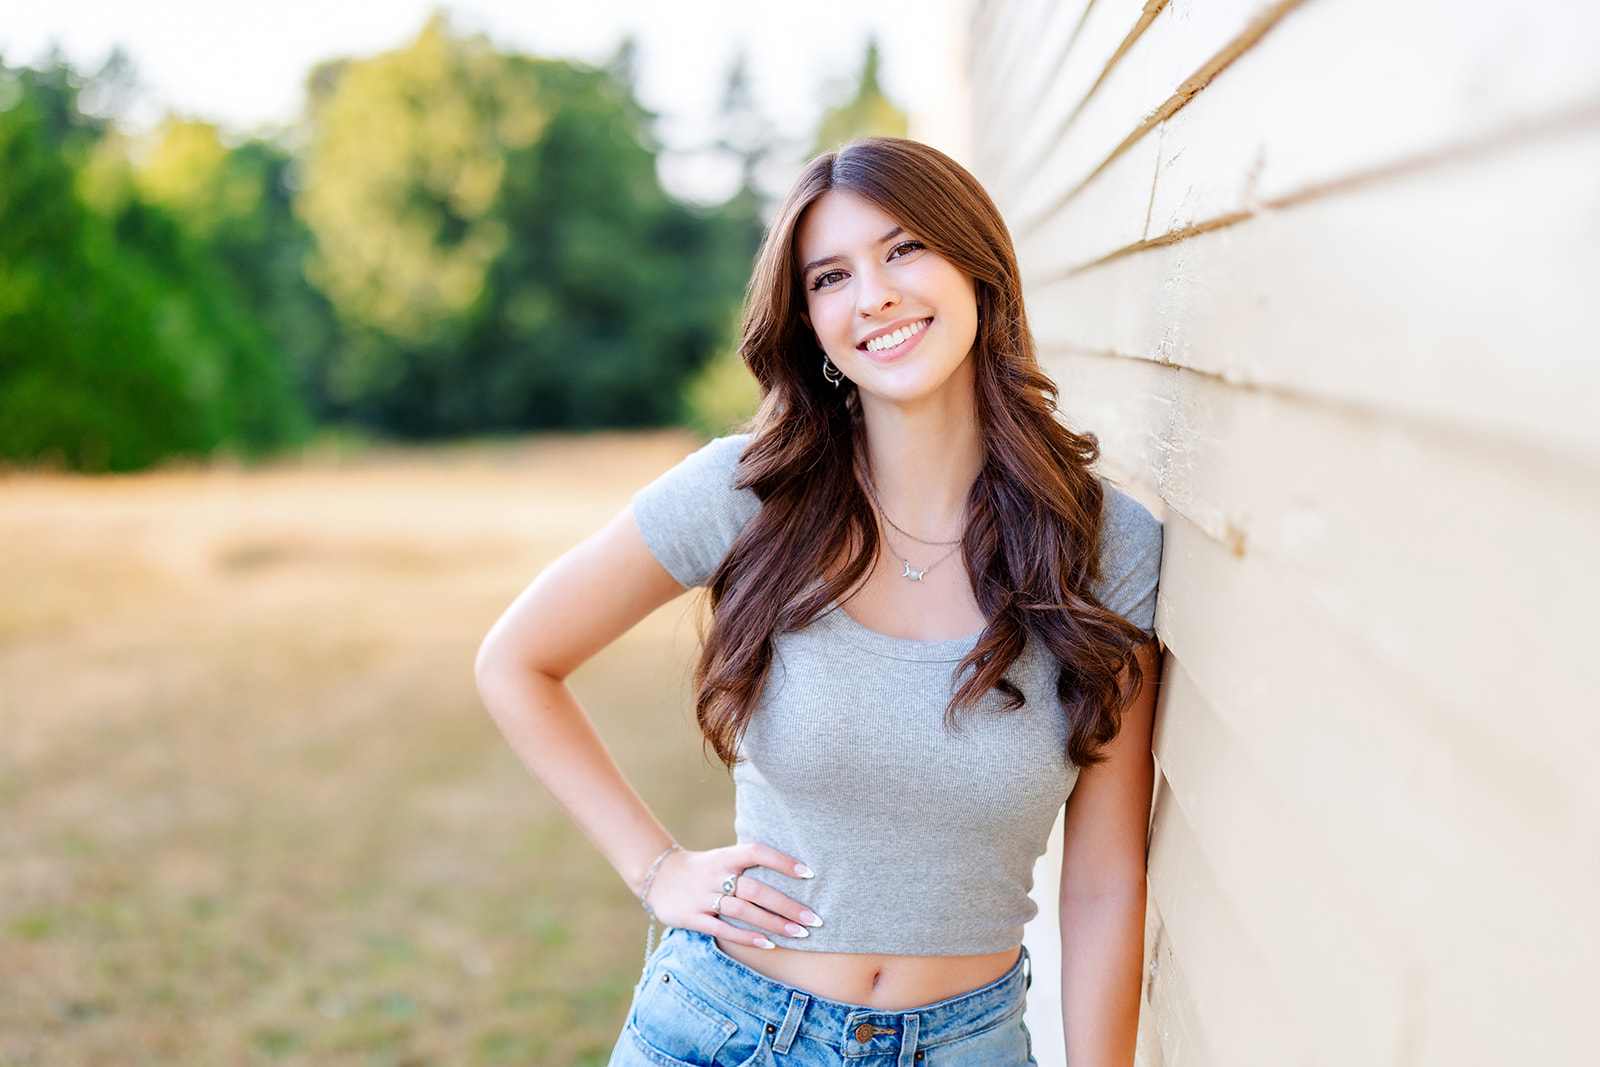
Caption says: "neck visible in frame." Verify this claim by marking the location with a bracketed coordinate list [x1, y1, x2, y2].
[859, 385, 985, 540]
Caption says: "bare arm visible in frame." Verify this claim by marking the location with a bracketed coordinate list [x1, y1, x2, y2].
[1058, 640, 1161, 1065]
[474, 505, 817, 949]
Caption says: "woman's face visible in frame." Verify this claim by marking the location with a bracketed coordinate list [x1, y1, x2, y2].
[796, 191, 979, 415]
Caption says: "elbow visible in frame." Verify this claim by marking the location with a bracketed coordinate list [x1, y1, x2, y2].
[474, 628, 518, 714]
[1061, 876, 1146, 906]
[474, 625, 563, 724]
[473, 638, 495, 701]
[1060, 856, 1147, 910]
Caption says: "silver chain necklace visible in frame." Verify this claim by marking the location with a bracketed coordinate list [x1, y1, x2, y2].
[884, 534, 962, 582]
[862, 475, 965, 581]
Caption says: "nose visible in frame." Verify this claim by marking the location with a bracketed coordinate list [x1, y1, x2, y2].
[855, 266, 900, 318]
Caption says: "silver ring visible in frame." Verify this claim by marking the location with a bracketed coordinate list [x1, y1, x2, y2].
[712, 892, 728, 915]
[721, 874, 738, 895]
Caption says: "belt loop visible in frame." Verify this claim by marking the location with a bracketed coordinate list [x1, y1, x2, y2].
[896, 1014, 921, 1067]
[774, 991, 808, 1054]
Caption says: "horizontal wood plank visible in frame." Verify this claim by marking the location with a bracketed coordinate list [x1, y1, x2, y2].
[995, 0, 1165, 197]
[1146, 776, 1303, 1065]
[1013, 125, 1160, 286]
[1026, 125, 1600, 461]
[971, 3, 1600, 1063]
[969, 0, 1070, 175]
[1010, 0, 1600, 279]
[1136, 896, 1204, 1067]
[1051, 353, 1599, 787]
[1005, 0, 1305, 227]
[999, 0, 1097, 128]
[1146, 0, 1600, 234]
[1151, 506, 1599, 1065]
[979, 0, 1093, 154]
[1154, 657, 1407, 1065]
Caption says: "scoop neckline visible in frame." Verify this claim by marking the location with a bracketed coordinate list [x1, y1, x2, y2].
[820, 603, 983, 662]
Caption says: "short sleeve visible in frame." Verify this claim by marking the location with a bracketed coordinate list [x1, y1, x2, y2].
[1093, 481, 1164, 636]
[632, 435, 761, 588]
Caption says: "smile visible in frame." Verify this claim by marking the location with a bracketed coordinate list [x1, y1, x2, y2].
[861, 318, 931, 353]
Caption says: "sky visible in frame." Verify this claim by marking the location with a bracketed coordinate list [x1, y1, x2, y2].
[0, 0, 968, 203]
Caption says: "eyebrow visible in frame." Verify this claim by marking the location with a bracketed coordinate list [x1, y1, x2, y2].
[800, 224, 906, 277]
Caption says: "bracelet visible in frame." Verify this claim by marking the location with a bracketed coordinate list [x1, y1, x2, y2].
[638, 843, 680, 919]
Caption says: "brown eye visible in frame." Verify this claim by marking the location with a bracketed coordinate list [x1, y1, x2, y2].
[810, 270, 846, 291]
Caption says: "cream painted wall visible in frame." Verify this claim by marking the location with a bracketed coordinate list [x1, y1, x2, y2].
[981, 1, 1600, 1064]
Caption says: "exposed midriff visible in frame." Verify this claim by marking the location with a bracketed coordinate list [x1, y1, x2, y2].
[715, 939, 1022, 1010]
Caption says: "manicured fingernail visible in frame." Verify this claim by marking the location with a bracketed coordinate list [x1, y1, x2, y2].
[794, 864, 815, 878]
[784, 924, 809, 938]
[799, 910, 823, 928]
[754, 937, 777, 950]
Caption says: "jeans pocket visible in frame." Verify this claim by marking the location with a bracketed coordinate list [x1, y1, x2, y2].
[626, 966, 742, 1067]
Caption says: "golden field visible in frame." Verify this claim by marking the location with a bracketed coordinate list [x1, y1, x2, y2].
[0, 434, 734, 1066]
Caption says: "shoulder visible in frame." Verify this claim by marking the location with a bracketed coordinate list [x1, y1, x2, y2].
[631, 434, 760, 588]
[684, 433, 752, 475]
[641, 433, 752, 496]
[1092, 480, 1164, 635]
[1097, 480, 1162, 562]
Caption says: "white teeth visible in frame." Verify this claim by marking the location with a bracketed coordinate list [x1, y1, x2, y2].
[864, 318, 928, 352]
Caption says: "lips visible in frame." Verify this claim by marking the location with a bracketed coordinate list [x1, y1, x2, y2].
[859, 317, 932, 354]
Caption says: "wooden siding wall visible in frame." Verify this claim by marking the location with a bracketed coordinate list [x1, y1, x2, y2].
[968, 2, 1600, 1065]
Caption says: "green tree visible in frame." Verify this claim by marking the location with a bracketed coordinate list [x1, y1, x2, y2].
[135, 118, 344, 418]
[812, 40, 908, 155]
[297, 17, 746, 434]
[297, 17, 528, 353]
[0, 59, 307, 470]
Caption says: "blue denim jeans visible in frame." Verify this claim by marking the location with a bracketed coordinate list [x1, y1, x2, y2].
[608, 928, 1037, 1066]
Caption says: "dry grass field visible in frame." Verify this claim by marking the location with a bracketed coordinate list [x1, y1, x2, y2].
[0, 433, 735, 1066]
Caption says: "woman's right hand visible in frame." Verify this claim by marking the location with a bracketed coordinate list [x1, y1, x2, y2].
[645, 843, 824, 949]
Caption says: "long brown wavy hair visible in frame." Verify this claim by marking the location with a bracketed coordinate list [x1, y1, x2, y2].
[696, 137, 1147, 768]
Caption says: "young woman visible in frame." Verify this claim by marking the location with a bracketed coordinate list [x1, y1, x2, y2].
[475, 137, 1162, 1066]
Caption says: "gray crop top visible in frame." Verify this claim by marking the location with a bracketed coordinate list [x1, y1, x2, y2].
[633, 435, 1162, 956]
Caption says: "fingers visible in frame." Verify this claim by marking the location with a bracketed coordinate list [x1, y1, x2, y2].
[731, 876, 824, 932]
[645, 843, 823, 950]
[712, 890, 816, 942]
[721, 844, 823, 937]
[738, 842, 815, 881]
[699, 914, 778, 950]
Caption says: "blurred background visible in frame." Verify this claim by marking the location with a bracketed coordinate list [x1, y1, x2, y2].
[0, 3, 960, 1064]
[7, 1, 1598, 1065]
[0, 2, 968, 468]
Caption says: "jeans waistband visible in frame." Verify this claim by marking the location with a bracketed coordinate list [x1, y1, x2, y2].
[650, 928, 1030, 1055]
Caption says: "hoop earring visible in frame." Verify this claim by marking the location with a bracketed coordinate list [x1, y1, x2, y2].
[821, 356, 844, 387]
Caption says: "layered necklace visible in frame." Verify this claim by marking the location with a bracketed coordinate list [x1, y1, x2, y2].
[862, 477, 965, 582]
